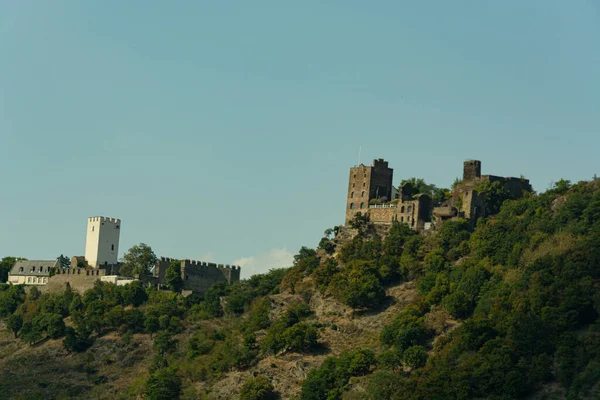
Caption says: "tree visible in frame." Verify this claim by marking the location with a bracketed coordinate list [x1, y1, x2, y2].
[63, 327, 94, 352]
[402, 345, 428, 369]
[120, 243, 157, 276]
[145, 315, 160, 337]
[349, 212, 370, 230]
[240, 375, 276, 400]
[145, 367, 182, 400]
[153, 332, 178, 355]
[57, 254, 70, 269]
[7, 314, 23, 338]
[165, 260, 183, 293]
[19, 321, 42, 345]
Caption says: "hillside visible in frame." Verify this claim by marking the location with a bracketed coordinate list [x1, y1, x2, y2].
[1, 178, 600, 400]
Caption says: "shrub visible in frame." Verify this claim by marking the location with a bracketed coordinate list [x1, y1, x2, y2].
[239, 375, 276, 400]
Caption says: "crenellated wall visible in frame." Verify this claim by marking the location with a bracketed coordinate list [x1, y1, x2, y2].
[45, 268, 108, 293]
[153, 257, 241, 295]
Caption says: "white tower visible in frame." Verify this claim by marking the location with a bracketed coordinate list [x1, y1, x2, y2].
[85, 216, 121, 268]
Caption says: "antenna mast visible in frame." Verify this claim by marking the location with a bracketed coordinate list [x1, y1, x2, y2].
[358, 146, 362, 166]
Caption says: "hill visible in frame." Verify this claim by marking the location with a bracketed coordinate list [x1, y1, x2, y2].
[0, 178, 599, 399]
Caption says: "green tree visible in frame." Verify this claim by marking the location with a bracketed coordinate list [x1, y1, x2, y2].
[144, 315, 160, 337]
[402, 345, 428, 369]
[19, 321, 42, 345]
[282, 323, 319, 352]
[7, 314, 23, 338]
[165, 260, 184, 293]
[239, 375, 276, 400]
[120, 243, 157, 276]
[153, 332, 178, 355]
[145, 367, 182, 400]
[63, 327, 94, 353]
[57, 254, 70, 269]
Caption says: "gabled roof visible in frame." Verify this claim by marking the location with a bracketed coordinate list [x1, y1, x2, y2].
[9, 260, 58, 277]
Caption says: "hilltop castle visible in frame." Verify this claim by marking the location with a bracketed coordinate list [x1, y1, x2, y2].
[7, 216, 240, 295]
[345, 159, 531, 229]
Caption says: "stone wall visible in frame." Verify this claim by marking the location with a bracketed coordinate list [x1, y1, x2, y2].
[153, 257, 241, 295]
[45, 268, 107, 293]
[367, 207, 396, 224]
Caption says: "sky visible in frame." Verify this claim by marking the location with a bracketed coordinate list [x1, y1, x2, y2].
[1, 1, 599, 278]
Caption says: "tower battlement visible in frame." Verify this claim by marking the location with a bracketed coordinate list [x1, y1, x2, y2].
[88, 216, 121, 224]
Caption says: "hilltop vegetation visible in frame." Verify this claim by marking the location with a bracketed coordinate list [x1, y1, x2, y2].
[1, 178, 600, 399]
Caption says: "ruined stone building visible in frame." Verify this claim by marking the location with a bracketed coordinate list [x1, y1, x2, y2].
[345, 159, 433, 231]
[344, 159, 531, 231]
[148, 257, 241, 296]
[433, 160, 532, 225]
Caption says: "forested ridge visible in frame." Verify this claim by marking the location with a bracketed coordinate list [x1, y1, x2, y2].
[1, 178, 599, 400]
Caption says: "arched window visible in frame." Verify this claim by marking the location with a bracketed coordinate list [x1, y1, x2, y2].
[401, 217, 404, 222]
[360, 203, 365, 209]
[350, 203, 355, 209]
[19, 267, 23, 273]
[43, 278, 47, 284]
[27, 277, 31, 283]
[407, 205, 413, 213]
[401, 206, 405, 213]
[31, 266, 36, 272]
[361, 191, 365, 197]
[363, 182, 366, 187]
[350, 192, 354, 198]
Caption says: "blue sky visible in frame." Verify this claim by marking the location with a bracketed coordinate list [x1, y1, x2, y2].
[1, 1, 598, 277]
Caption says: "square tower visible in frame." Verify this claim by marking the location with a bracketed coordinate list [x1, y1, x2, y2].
[463, 160, 482, 181]
[85, 216, 121, 268]
[345, 159, 393, 224]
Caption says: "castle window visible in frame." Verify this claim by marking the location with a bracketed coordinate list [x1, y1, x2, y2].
[353, 174, 356, 178]
[111, 244, 114, 251]
[353, 183, 355, 188]
[19, 267, 23, 273]
[361, 191, 365, 197]
[360, 203, 365, 209]
[43, 278, 47, 284]
[92, 226, 94, 232]
[350, 192, 354, 198]
[401, 217, 404, 222]
[350, 203, 355, 209]
[407, 205, 413, 213]
[27, 277, 31, 283]
[401, 206, 405, 213]
[32, 266, 36, 272]
[363, 183, 365, 187]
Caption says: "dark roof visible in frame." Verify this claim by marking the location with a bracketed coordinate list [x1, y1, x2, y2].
[9, 260, 58, 277]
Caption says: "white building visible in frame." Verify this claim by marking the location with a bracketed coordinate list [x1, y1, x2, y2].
[8, 259, 58, 286]
[85, 216, 121, 268]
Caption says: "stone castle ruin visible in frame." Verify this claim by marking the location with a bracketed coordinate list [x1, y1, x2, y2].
[148, 257, 241, 295]
[345, 159, 531, 230]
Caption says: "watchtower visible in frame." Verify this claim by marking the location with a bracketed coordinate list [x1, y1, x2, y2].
[85, 216, 121, 268]
[345, 159, 393, 224]
[463, 160, 482, 181]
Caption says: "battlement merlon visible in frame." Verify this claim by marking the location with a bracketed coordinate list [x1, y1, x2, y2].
[372, 158, 389, 169]
[88, 216, 121, 224]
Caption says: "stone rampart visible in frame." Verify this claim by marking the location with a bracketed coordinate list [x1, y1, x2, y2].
[45, 268, 107, 293]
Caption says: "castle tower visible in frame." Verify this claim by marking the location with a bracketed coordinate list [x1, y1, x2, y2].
[345, 159, 393, 224]
[84, 216, 121, 268]
[463, 160, 482, 181]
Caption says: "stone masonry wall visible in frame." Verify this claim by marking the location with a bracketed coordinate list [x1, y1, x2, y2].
[45, 268, 107, 294]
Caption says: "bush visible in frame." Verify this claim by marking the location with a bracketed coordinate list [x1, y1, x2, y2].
[145, 367, 182, 400]
[402, 345, 428, 369]
[239, 375, 276, 400]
